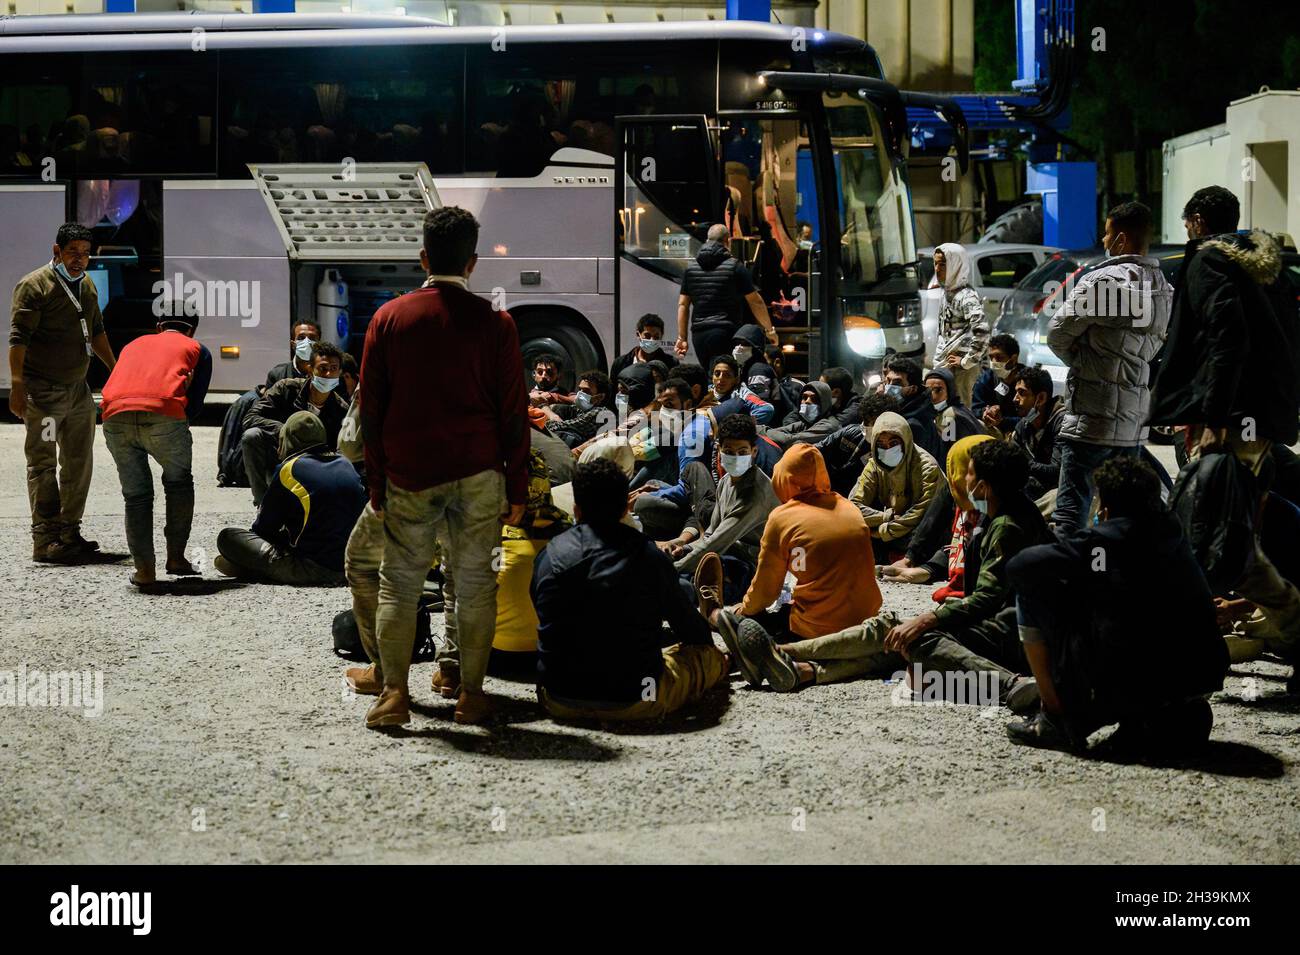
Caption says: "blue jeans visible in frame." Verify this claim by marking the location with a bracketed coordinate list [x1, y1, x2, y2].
[103, 411, 194, 566]
[1051, 439, 1139, 532]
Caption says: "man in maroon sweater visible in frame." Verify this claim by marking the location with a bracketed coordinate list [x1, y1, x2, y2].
[345, 207, 528, 728]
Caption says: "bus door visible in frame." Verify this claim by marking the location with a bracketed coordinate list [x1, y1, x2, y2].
[0, 183, 68, 393]
[613, 115, 720, 364]
[716, 114, 827, 378]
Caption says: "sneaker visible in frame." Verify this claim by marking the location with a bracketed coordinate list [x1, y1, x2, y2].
[1006, 710, 1077, 752]
[346, 664, 382, 696]
[714, 610, 762, 688]
[365, 685, 410, 729]
[454, 689, 492, 725]
[693, 551, 724, 622]
[1005, 676, 1041, 715]
[431, 664, 461, 699]
[737, 617, 800, 693]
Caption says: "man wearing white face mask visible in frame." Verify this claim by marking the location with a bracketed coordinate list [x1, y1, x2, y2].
[849, 412, 940, 564]
[242, 341, 350, 506]
[674, 414, 779, 598]
[265, 321, 321, 388]
[609, 313, 677, 382]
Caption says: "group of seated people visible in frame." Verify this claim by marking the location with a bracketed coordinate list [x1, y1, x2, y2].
[505, 320, 1289, 757]
[213, 310, 1283, 757]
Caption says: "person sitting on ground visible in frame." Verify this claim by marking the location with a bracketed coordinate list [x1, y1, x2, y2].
[730, 323, 783, 413]
[764, 366, 862, 450]
[610, 312, 678, 381]
[710, 444, 880, 666]
[671, 413, 780, 604]
[1009, 366, 1066, 511]
[99, 301, 211, 586]
[265, 321, 320, 388]
[925, 365, 982, 464]
[725, 439, 1043, 694]
[543, 369, 615, 449]
[1004, 456, 1228, 753]
[849, 410, 941, 565]
[242, 341, 350, 507]
[529, 354, 573, 409]
[970, 333, 1025, 436]
[765, 345, 805, 418]
[216, 411, 366, 586]
[814, 392, 900, 497]
[878, 355, 943, 464]
[572, 364, 656, 458]
[708, 354, 774, 422]
[533, 457, 729, 722]
[631, 377, 717, 538]
[551, 438, 643, 531]
[882, 434, 993, 593]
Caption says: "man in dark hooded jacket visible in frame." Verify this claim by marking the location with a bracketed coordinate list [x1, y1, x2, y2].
[676, 224, 777, 364]
[1149, 185, 1300, 672]
[924, 365, 983, 464]
[730, 324, 785, 418]
[881, 355, 943, 465]
[1003, 456, 1228, 753]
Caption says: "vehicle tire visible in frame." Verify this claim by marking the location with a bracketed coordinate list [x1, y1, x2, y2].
[516, 313, 605, 393]
[980, 198, 1043, 245]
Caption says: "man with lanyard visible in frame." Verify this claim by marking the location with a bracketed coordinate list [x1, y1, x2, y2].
[8, 223, 117, 562]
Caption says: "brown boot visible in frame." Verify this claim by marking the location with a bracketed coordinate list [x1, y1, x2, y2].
[454, 689, 492, 725]
[431, 663, 461, 699]
[365, 685, 410, 729]
[346, 664, 382, 695]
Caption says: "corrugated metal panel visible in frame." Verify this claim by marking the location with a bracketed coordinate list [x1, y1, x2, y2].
[247, 163, 440, 262]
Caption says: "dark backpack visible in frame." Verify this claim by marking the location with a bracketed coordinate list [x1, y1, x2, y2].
[217, 387, 261, 487]
[332, 594, 439, 664]
[1168, 451, 1257, 593]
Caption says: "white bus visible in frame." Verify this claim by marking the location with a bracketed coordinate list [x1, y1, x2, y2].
[0, 13, 952, 395]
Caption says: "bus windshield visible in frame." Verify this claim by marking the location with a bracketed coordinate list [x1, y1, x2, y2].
[824, 91, 917, 297]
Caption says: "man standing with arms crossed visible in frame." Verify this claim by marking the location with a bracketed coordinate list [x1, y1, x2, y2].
[9, 222, 117, 563]
[344, 207, 528, 728]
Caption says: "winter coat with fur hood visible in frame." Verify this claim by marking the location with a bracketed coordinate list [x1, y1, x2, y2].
[849, 411, 941, 542]
[1149, 230, 1299, 444]
[1046, 252, 1173, 447]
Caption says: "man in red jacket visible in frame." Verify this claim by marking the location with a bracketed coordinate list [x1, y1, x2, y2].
[345, 206, 529, 728]
[100, 302, 211, 586]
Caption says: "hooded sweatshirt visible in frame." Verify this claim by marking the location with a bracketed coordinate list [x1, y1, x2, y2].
[1149, 229, 1299, 445]
[1046, 252, 1173, 447]
[764, 379, 852, 449]
[738, 444, 881, 638]
[925, 365, 983, 454]
[924, 434, 994, 601]
[681, 240, 756, 331]
[731, 323, 781, 407]
[849, 411, 941, 542]
[933, 243, 989, 370]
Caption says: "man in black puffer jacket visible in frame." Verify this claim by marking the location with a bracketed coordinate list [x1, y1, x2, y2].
[676, 224, 777, 364]
[1149, 185, 1300, 676]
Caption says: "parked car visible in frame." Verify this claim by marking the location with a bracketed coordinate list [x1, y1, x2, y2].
[918, 243, 1062, 364]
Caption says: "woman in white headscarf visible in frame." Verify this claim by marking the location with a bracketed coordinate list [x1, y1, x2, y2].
[931, 243, 990, 407]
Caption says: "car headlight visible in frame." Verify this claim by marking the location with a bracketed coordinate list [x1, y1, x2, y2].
[844, 315, 886, 358]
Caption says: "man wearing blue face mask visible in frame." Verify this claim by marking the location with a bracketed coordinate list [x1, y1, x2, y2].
[241, 341, 350, 506]
[849, 412, 941, 564]
[9, 222, 117, 562]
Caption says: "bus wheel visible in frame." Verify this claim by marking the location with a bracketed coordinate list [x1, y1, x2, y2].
[517, 315, 604, 392]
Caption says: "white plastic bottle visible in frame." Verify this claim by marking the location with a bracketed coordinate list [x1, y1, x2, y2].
[316, 269, 350, 350]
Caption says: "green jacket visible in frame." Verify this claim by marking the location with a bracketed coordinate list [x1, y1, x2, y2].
[933, 498, 1047, 628]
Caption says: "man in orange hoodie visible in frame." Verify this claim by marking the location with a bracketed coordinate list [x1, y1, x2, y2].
[712, 444, 888, 689]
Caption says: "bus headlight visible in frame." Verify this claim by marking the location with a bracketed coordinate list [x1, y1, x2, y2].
[896, 300, 920, 325]
[844, 315, 886, 359]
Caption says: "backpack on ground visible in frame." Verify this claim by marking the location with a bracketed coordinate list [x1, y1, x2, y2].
[332, 594, 440, 664]
[217, 386, 261, 487]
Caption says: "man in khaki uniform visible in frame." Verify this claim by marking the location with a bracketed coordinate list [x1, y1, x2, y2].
[8, 222, 117, 562]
